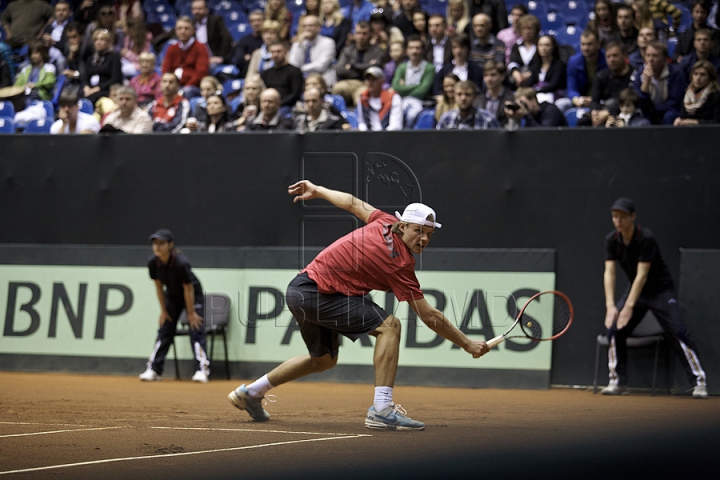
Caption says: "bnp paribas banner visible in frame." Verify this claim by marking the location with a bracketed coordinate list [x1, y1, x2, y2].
[0, 246, 556, 383]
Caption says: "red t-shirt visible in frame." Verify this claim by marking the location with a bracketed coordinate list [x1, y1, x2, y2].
[302, 210, 423, 302]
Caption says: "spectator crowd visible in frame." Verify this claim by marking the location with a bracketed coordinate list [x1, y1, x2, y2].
[0, 0, 718, 134]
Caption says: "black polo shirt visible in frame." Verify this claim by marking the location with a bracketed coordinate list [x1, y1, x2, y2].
[148, 252, 202, 299]
[605, 225, 674, 295]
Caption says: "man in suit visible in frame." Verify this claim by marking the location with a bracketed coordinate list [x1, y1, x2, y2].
[191, 0, 233, 65]
[288, 15, 336, 88]
[426, 14, 451, 72]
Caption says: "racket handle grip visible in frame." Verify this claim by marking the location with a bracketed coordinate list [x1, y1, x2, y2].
[487, 335, 504, 349]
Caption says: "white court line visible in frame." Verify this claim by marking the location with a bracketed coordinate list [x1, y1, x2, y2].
[0, 434, 372, 476]
[151, 426, 362, 436]
[0, 426, 123, 439]
[0, 422, 90, 427]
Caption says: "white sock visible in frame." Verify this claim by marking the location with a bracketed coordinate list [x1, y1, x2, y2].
[246, 374, 274, 398]
[374, 386, 393, 411]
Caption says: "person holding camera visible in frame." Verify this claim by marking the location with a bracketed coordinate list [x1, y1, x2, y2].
[503, 87, 567, 128]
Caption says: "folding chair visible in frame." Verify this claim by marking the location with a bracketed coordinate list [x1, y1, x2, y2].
[593, 312, 672, 396]
[171, 293, 232, 380]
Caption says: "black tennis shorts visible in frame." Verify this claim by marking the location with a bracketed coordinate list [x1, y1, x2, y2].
[285, 272, 390, 358]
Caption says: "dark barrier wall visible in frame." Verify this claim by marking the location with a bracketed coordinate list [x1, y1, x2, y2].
[1, 127, 719, 387]
[678, 250, 720, 395]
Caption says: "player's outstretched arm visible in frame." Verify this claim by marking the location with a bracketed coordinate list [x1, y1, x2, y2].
[288, 180, 376, 223]
[409, 297, 489, 358]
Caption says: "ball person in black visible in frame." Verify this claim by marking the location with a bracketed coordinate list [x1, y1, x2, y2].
[602, 198, 707, 398]
[139, 229, 210, 383]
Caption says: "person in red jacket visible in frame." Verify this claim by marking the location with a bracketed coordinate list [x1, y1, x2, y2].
[161, 16, 209, 98]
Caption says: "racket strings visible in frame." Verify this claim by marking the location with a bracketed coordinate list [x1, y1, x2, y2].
[518, 292, 573, 340]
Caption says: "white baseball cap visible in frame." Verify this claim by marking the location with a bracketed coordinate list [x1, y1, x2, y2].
[395, 203, 442, 228]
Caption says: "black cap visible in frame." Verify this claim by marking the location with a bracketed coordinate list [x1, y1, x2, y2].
[611, 198, 635, 214]
[149, 228, 174, 242]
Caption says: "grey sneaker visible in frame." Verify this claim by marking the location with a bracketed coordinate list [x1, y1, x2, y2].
[692, 385, 708, 399]
[601, 384, 629, 396]
[365, 404, 425, 431]
[228, 384, 270, 421]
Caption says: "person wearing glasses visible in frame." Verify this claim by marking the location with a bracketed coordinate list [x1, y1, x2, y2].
[80, 5, 124, 57]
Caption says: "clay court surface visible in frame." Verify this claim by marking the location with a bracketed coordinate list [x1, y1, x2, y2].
[0, 372, 718, 479]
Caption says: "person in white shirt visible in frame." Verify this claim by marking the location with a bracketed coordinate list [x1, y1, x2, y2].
[427, 14, 450, 72]
[102, 86, 153, 133]
[51, 89, 100, 134]
[288, 15, 337, 87]
[43, 0, 71, 47]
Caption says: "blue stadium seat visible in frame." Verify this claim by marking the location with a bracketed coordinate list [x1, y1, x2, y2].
[545, 1, 560, 11]
[413, 109, 436, 129]
[673, 4, 692, 33]
[343, 110, 358, 129]
[557, 0, 589, 27]
[286, 0, 305, 15]
[51, 74, 67, 108]
[40, 100, 54, 119]
[213, 0, 243, 15]
[24, 118, 52, 133]
[526, 1, 547, 20]
[542, 11, 564, 33]
[554, 24, 582, 51]
[0, 100, 15, 119]
[221, 8, 248, 23]
[564, 107, 581, 127]
[426, 0, 448, 16]
[230, 96, 244, 114]
[0, 116, 14, 133]
[243, 0, 267, 13]
[189, 96, 205, 116]
[326, 94, 347, 114]
[667, 36, 678, 58]
[175, 0, 193, 17]
[211, 63, 240, 77]
[78, 98, 93, 114]
[145, 0, 172, 16]
[228, 20, 251, 41]
[223, 78, 244, 97]
[158, 12, 178, 31]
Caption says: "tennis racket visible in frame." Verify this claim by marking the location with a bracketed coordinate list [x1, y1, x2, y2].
[487, 290, 574, 349]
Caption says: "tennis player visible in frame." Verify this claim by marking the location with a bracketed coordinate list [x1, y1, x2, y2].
[602, 198, 708, 398]
[229, 180, 490, 430]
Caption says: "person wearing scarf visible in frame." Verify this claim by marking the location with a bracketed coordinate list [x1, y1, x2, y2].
[674, 60, 720, 125]
[245, 20, 280, 81]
